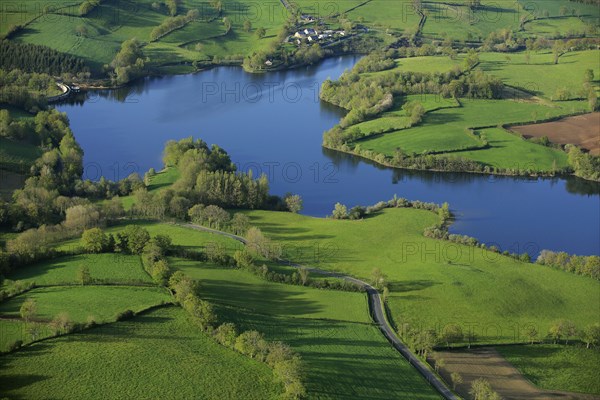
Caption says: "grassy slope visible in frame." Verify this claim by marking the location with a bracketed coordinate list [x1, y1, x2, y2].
[516, 0, 600, 24]
[173, 259, 440, 399]
[359, 99, 579, 170]
[498, 344, 600, 395]
[0, 319, 53, 351]
[2, 253, 152, 286]
[11, 0, 287, 73]
[421, 0, 522, 41]
[0, 307, 281, 399]
[241, 208, 600, 344]
[0, 286, 170, 322]
[353, 95, 459, 135]
[450, 127, 568, 171]
[334, 50, 596, 171]
[524, 16, 589, 36]
[478, 50, 600, 100]
[170, 259, 370, 323]
[57, 220, 241, 253]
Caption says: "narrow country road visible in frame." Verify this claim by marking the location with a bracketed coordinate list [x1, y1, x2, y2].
[178, 222, 459, 400]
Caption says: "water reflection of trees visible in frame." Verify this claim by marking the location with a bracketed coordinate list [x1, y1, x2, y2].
[565, 176, 600, 195]
[323, 146, 600, 193]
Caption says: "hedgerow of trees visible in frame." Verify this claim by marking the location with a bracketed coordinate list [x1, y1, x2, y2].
[150, 9, 200, 41]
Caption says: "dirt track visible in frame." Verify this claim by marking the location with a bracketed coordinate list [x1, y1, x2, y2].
[435, 347, 600, 400]
[512, 113, 600, 155]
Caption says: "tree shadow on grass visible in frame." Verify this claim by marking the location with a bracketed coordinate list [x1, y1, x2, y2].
[388, 279, 438, 293]
[198, 278, 326, 318]
[0, 373, 50, 398]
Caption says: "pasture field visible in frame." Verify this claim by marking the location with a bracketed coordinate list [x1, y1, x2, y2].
[0, 306, 281, 400]
[0, 286, 171, 323]
[478, 50, 600, 100]
[221, 305, 441, 399]
[170, 258, 370, 323]
[171, 258, 440, 399]
[0, 319, 53, 352]
[358, 98, 582, 170]
[524, 16, 590, 37]
[327, 50, 598, 172]
[353, 94, 459, 137]
[450, 127, 569, 172]
[240, 208, 600, 344]
[497, 344, 600, 395]
[375, 55, 464, 75]
[1, 253, 151, 286]
[421, 1, 522, 41]
[9, 0, 288, 73]
[516, 0, 600, 24]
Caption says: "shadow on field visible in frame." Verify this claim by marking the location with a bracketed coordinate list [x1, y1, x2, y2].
[216, 305, 439, 399]
[198, 279, 325, 317]
[388, 279, 438, 293]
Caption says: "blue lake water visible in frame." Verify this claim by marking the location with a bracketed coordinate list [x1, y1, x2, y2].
[57, 56, 600, 256]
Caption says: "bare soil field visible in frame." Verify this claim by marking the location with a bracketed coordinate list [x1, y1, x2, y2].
[512, 113, 600, 155]
[434, 347, 599, 400]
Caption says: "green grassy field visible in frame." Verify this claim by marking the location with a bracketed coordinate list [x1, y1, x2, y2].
[450, 127, 569, 171]
[240, 208, 600, 344]
[478, 50, 600, 100]
[10, 0, 288, 73]
[170, 259, 370, 323]
[2, 253, 151, 286]
[171, 258, 440, 399]
[498, 344, 600, 395]
[524, 16, 589, 37]
[0, 319, 53, 352]
[0, 306, 282, 399]
[421, 1, 522, 41]
[358, 98, 581, 170]
[517, 0, 600, 24]
[0, 286, 170, 323]
[377, 56, 464, 75]
[353, 95, 459, 137]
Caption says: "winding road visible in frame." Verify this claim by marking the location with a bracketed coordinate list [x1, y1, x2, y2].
[178, 222, 459, 400]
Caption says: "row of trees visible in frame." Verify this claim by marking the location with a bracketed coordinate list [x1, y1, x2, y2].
[536, 250, 600, 280]
[150, 9, 200, 41]
[397, 318, 600, 353]
[353, 50, 397, 73]
[168, 261, 307, 399]
[152, 250, 307, 399]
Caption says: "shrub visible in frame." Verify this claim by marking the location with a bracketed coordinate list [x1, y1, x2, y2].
[115, 309, 135, 321]
[7, 340, 23, 352]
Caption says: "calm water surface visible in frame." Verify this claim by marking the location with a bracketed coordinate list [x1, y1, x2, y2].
[57, 56, 600, 256]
